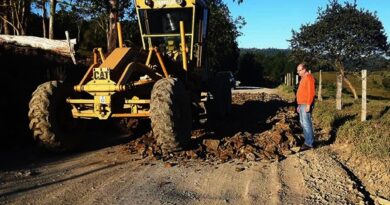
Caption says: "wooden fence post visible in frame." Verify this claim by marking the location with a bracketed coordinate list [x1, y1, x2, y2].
[287, 73, 290, 86]
[336, 73, 343, 110]
[318, 70, 323, 101]
[291, 72, 294, 86]
[361, 69, 367, 122]
[284, 74, 287, 85]
[65, 31, 77, 65]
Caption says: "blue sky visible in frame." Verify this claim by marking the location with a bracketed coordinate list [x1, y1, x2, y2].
[226, 0, 390, 49]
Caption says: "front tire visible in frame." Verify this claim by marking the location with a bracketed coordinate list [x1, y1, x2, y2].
[150, 78, 192, 154]
[206, 72, 232, 126]
[28, 81, 84, 152]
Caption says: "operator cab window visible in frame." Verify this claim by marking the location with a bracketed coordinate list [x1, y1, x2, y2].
[139, 8, 192, 35]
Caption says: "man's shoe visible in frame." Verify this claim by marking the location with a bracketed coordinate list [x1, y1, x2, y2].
[299, 144, 313, 152]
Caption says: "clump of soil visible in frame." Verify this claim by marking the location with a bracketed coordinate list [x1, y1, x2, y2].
[125, 93, 304, 163]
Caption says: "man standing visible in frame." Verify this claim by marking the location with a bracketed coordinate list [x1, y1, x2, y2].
[296, 63, 316, 151]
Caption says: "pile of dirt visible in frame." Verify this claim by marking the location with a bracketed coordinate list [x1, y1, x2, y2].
[125, 93, 303, 163]
[233, 92, 286, 104]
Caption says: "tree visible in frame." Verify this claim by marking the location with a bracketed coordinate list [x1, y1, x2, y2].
[33, 0, 48, 38]
[206, 0, 245, 73]
[1, 0, 10, 34]
[48, 0, 56, 39]
[290, 0, 389, 104]
[237, 48, 295, 85]
[0, 0, 31, 35]
[236, 52, 263, 86]
[73, 0, 133, 53]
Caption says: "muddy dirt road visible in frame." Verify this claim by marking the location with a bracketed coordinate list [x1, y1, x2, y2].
[0, 88, 387, 204]
[0, 145, 368, 205]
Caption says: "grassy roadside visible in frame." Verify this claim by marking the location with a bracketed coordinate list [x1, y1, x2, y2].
[275, 84, 296, 100]
[313, 99, 389, 158]
[277, 71, 390, 158]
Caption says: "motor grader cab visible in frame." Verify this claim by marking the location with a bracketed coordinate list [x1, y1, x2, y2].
[28, 0, 232, 153]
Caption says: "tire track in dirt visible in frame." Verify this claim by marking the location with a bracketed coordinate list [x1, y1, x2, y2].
[0, 147, 136, 204]
[279, 155, 307, 204]
[1, 138, 371, 205]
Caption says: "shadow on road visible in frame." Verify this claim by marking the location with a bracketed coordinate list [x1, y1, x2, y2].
[0, 119, 151, 172]
[195, 99, 294, 142]
[0, 97, 293, 171]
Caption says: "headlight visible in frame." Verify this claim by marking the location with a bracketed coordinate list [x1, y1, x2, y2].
[145, 0, 153, 7]
[176, 0, 185, 6]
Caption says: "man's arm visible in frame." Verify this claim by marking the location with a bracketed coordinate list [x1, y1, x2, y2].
[305, 75, 315, 112]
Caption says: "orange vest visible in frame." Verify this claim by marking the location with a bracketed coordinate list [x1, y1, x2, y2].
[297, 73, 315, 105]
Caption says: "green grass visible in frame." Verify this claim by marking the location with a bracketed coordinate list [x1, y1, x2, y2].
[312, 70, 390, 99]
[312, 94, 390, 158]
[276, 84, 295, 100]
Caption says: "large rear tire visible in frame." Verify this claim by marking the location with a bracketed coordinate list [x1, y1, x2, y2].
[150, 78, 192, 154]
[28, 81, 84, 152]
[206, 72, 232, 126]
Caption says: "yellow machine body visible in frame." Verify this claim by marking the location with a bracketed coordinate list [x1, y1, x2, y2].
[67, 0, 208, 120]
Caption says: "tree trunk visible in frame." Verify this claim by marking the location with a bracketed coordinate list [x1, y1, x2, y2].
[42, 0, 47, 38]
[8, 0, 30, 35]
[361, 70, 367, 122]
[335, 59, 358, 100]
[318, 70, 323, 101]
[10, 0, 19, 35]
[49, 0, 56, 39]
[107, 0, 118, 54]
[336, 73, 343, 110]
[0, 35, 76, 57]
[343, 76, 358, 100]
[2, 0, 9, 34]
[20, 0, 30, 35]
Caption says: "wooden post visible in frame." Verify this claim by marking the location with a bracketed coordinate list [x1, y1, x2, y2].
[336, 73, 343, 110]
[361, 69, 367, 122]
[287, 73, 290, 86]
[65, 31, 76, 65]
[284, 74, 287, 85]
[291, 72, 294, 86]
[318, 70, 323, 101]
[286, 73, 290, 86]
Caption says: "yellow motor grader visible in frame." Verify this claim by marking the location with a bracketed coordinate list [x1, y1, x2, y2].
[28, 0, 232, 153]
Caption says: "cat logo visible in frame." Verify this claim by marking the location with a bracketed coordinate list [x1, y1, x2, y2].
[93, 67, 110, 80]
